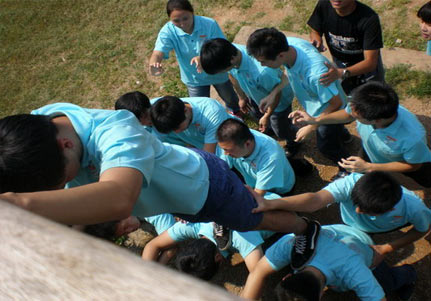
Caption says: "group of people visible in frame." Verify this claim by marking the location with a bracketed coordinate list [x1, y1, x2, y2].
[1, 0, 431, 300]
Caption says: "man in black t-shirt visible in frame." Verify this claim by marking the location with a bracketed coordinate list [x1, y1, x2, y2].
[307, 0, 385, 94]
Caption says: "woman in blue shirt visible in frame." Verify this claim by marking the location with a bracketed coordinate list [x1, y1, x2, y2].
[148, 0, 240, 114]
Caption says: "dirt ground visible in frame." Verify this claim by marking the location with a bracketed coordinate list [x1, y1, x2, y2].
[121, 4, 431, 299]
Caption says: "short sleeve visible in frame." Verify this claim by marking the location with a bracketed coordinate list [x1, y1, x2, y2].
[362, 14, 383, 50]
[232, 231, 264, 259]
[402, 141, 431, 163]
[323, 173, 357, 204]
[264, 234, 294, 271]
[167, 222, 200, 242]
[154, 24, 175, 59]
[307, 0, 325, 33]
[348, 264, 385, 301]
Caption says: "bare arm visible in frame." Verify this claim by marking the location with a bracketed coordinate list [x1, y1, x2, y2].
[0, 167, 143, 225]
[320, 49, 380, 86]
[241, 257, 275, 300]
[338, 158, 423, 174]
[229, 74, 250, 114]
[258, 72, 289, 113]
[371, 226, 430, 267]
[142, 230, 178, 262]
[309, 28, 326, 52]
[243, 246, 264, 273]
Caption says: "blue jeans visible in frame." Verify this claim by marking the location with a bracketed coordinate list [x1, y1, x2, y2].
[249, 100, 298, 145]
[187, 80, 239, 113]
[316, 124, 349, 166]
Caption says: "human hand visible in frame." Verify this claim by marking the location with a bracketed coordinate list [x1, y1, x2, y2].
[239, 98, 250, 114]
[190, 56, 202, 73]
[319, 62, 342, 86]
[294, 124, 316, 142]
[288, 110, 315, 126]
[259, 115, 269, 133]
[247, 186, 273, 213]
[338, 156, 370, 173]
[149, 62, 164, 76]
[258, 95, 277, 114]
[0, 192, 27, 208]
[311, 39, 327, 52]
[370, 244, 390, 268]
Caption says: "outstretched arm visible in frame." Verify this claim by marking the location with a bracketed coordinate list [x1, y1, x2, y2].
[142, 230, 178, 262]
[0, 167, 143, 225]
[338, 158, 423, 174]
[149, 50, 165, 76]
[241, 256, 275, 300]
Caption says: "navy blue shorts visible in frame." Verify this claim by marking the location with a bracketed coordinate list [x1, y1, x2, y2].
[175, 149, 263, 232]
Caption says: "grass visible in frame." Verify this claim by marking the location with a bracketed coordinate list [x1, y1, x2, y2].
[0, 0, 429, 118]
[386, 64, 431, 100]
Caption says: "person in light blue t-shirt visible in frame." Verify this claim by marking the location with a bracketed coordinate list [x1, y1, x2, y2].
[246, 28, 351, 180]
[142, 220, 274, 280]
[0, 102, 323, 265]
[242, 224, 416, 301]
[200, 38, 300, 157]
[150, 96, 235, 154]
[251, 171, 431, 270]
[148, 0, 239, 114]
[290, 81, 431, 187]
[418, 1, 431, 56]
[216, 118, 295, 196]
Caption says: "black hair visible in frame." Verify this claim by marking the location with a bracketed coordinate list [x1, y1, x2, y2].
[351, 171, 402, 214]
[246, 27, 289, 60]
[115, 91, 150, 120]
[175, 239, 218, 280]
[216, 118, 254, 146]
[166, 0, 194, 16]
[0, 114, 66, 193]
[276, 271, 322, 301]
[84, 221, 118, 240]
[350, 81, 399, 121]
[200, 38, 238, 75]
[150, 96, 186, 133]
[418, 2, 431, 23]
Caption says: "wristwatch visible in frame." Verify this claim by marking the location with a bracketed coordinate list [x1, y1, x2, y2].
[341, 69, 351, 80]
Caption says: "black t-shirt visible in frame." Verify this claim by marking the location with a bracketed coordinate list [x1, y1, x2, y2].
[307, 0, 383, 65]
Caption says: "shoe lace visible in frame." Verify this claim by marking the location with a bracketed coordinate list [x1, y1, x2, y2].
[294, 235, 307, 255]
[213, 223, 224, 237]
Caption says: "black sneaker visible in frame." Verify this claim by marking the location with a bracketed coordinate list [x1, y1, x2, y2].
[396, 265, 417, 301]
[330, 170, 350, 182]
[213, 223, 232, 251]
[284, 142, 301, 158]
[290, 218, 321, 271]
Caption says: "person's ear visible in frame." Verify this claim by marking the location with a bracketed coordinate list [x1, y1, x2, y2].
[57, 137, 73, 150]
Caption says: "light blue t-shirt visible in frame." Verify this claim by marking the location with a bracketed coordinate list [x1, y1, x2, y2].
[265, 224, 384, 301]
[154, 15, 228, 87]
[324, 173, 431, 233]
[284, 37, 347, 117]
[229, 44, 294, 113]
[162, 97, 234, 151]
[346, 104, 431, 164]
[427, 40, 431, 56]
[167, 222, 273, 259]
[144, 214, 176, 235]
[32, 103, 209, 217]
[220, 129, 295, 194]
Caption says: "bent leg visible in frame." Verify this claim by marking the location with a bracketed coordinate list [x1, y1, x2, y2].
[254, 210, 307, 234]
[187, 85, 210, 97]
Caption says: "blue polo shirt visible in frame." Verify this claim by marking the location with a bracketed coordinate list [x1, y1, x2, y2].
[144, 214, 176, 235]
[427, 40, 431, 56]
[163, 97, 233, 150]
[167, 222, 273, 259]
[284, 37, 347, 117]
[220, 129, 295, 194]
[154, 15, 228, 87]
[265, 224, 384, 300]
[32, 103, 209, 217]
[229, 44, 294, 112]
[347, 104, 431, 164]
[324, 173, 431, 233]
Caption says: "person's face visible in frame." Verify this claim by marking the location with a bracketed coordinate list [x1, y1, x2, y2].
[255, 55, 283, 69]
[114, 216, 141, 237]
[420, 20, 431, 40]
[330, 0, 356, 10]
[170, 9, 194, 34]
[218, 140, 249, 158]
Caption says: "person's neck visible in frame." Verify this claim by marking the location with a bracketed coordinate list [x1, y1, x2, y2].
[232, 51, 242, 69]
[375, 114, 397, 129]
[185, 104, 193, 124]
[335, 1, 357, 17]
[52, 116, 84, 162]
[285, 47, 297, 68]
[243, 140, 255, 158]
